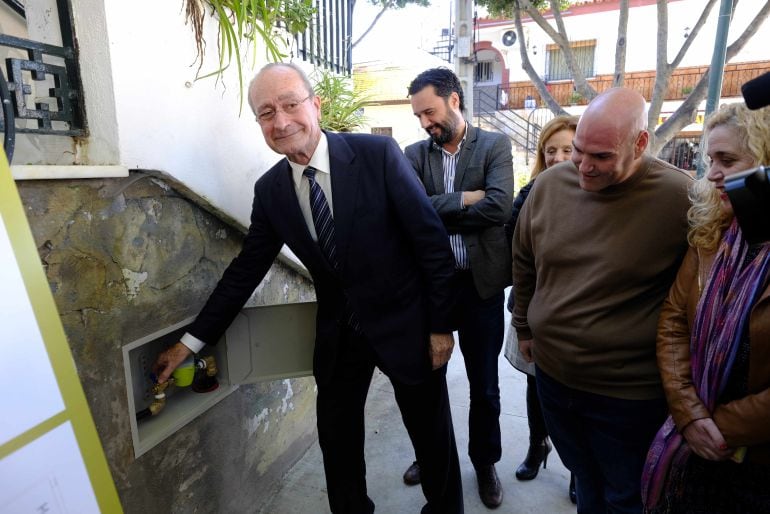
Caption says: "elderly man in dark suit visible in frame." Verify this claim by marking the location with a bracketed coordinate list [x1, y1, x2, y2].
[153, 63, 464, 514]
[401, 68, 513, 509]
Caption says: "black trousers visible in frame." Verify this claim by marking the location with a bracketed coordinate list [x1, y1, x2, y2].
[316, 326, 463, 514]
[454, 271, 504, 467]
[526, 374, 548, 442]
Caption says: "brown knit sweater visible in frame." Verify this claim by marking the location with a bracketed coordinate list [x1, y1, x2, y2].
[512, 155, 692, 400]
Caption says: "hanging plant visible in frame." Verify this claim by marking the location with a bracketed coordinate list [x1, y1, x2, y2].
[183, 0, 316, 112]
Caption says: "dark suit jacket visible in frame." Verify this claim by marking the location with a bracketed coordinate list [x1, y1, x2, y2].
[188, 131, 456, 385]
[405, 124, 514, 299]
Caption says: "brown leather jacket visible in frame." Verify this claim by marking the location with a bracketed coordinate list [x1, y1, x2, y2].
[657, 245, 770, 464]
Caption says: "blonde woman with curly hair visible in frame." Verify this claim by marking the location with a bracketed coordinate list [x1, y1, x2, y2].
[643, 101, 770, 513]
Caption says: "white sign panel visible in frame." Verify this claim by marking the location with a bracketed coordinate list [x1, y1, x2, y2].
[0, 422, 99, 513]
[0, 214, 65, 445]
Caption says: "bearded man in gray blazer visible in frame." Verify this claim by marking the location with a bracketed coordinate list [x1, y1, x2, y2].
[401, 67, 514, 509]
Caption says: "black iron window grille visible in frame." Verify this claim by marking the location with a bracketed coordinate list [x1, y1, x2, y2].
[295, 0, 352, 75]
[0, 0, 85, 162]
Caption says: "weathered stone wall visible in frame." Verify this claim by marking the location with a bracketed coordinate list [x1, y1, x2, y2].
[17, 171, 318, 513]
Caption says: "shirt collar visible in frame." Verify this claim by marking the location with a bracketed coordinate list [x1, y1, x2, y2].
[290, 132, 330, 188]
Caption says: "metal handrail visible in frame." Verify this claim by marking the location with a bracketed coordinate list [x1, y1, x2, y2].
[0, 70, 15, 163]
[474, 88, 540, 160]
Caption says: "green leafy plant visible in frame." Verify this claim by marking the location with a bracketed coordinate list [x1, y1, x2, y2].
[313, 70, 370, 132]
[184, 0, 315, 112]
[568, 90, 583, 105]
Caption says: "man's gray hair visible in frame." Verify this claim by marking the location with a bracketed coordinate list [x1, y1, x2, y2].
[247, 63, 315, 114]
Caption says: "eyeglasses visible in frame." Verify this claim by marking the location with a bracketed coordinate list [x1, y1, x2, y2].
[256, 95, 312, 124]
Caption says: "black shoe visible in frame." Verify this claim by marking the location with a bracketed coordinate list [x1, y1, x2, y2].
[475, 464, 503, 508]
[403, 461, 421, 485]
[515, 438, 552, 481]
[569, 473, 577, 504]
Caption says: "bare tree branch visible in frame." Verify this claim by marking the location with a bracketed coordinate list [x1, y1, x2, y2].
[647, 0, 671, 146]
[514, 0, 567, 114]
[478, 0, 770, 153]
[352, 0, 431, 48]
[517, 1, 595, 98]
[670, 0, 718, 69]
[613, 0, 629, 87]
[519, 1, 564, 44]
[725, 0, 770, 57]
[548, 0, 592, 97]
[650, 0, 770, 154]
[352, 1, 392, 48]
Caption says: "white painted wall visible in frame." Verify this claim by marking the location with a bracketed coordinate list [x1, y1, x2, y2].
[8, 0, 298, 223]
[70, 0, 120, 165]
[100, 0, 299, 226]
[480, 0, 769, 83]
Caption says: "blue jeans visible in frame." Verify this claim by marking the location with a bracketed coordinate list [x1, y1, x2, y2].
[536, 367, 667, 514]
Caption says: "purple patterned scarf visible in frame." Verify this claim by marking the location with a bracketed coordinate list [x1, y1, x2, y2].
[642, 219, 770, 509]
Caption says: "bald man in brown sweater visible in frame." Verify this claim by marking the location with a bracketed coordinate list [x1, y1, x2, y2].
[512, 88, 692, 514]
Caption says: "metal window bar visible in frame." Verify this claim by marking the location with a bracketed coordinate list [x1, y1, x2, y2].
[658, 136, 701, 172]
[474, 61, 493, 83]
[321, 0, 334, 69]
[332, 0, 339, 71]
[296, 0, 351, 75]
[0, 0, 86, 163]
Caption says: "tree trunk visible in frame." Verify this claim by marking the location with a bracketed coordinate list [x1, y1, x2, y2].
[649, 0, 770, 155]
[613, 0, 629, 87]
[514, 0, 568, 115]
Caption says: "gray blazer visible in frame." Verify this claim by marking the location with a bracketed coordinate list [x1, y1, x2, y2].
[405, 124, 513, 299]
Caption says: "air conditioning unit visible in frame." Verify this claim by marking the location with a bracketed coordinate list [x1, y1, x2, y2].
[501, 30, 517, 47]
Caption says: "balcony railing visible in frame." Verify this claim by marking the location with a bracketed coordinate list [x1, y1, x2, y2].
[499, 60, 770, 110]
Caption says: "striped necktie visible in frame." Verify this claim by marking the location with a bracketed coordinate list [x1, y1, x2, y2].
[303, 166, 361, 331]
[303, 166, 338, 270]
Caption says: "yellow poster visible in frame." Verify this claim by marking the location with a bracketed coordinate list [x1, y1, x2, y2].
[0, 150, 122, 513]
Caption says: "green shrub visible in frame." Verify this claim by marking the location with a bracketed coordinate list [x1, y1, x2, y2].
[313, 70, 370, 132]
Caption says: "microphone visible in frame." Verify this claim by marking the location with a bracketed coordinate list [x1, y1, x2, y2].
[725, 166, 770, 245]
[741, 71, 770, 110]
